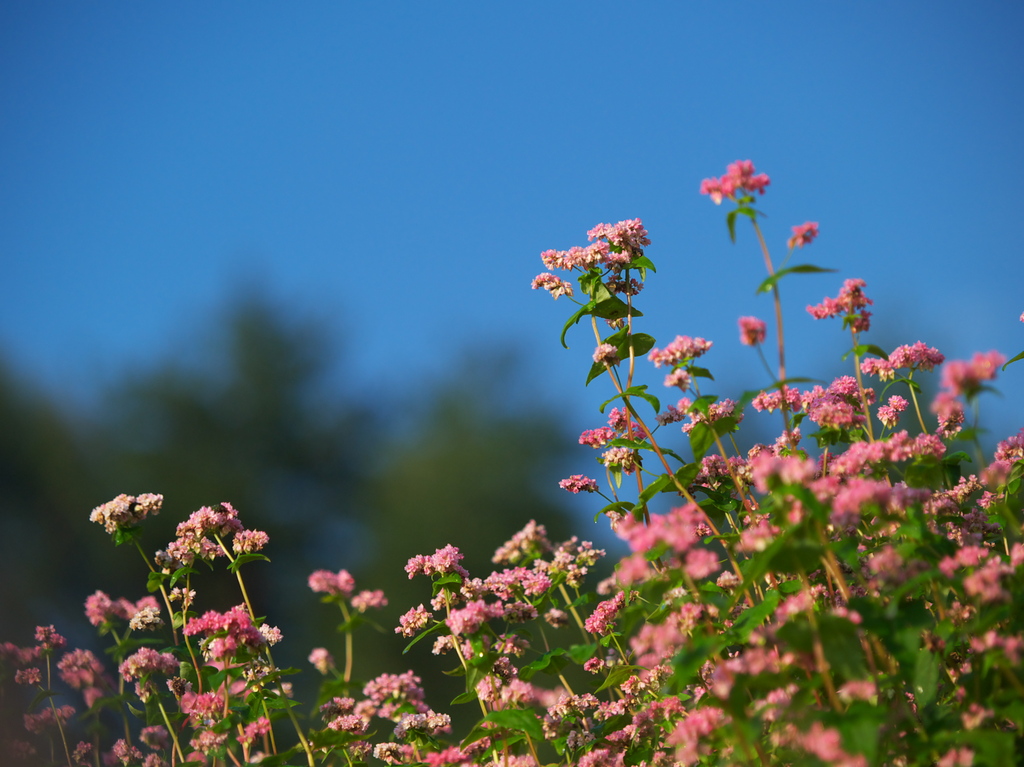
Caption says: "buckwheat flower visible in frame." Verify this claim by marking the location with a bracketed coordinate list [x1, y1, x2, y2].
[24, 705, 75, 734]
[584, 591, 628, 635]
[807, 278, 873, 331]
[648, 335, 713, 367]
[684, 548, 720, 580]
[940, 350, 1006, 397]
[140, 725, 169, 750]
[111, 738, 144, 765]
[307, 569, 356, 598]
[663, 368, 692, 390]
[119, 648, 179, 684]
[34, 625, 66, 653]
[395, 604, 431, 637]
[544, 608, 569, 628]
[350, 589, 387, 612]
[587, 218, 651, 251]
[308, 647, 334, 675]
[877, 394, 908, 429]
[14, 667, 40, 685]
[578, 426, 616, 447]
[234, 716, 270, 748]
[89, 493, 163, 534]
[601, 447, 638, 473]
[492, 519, 552, 565]
[700, 160, 770, 204]
[531, 272, 574, 299]
[558, 474, 598, 494]
[258, 624, 283, 645]
[888, 341, 945, 372]
[738, 316, 767, 346]
[73, 742, 93, 765]
[190, 730, 228, 756]
[232, 528, 269, 554]
[938, 747, 975, 767]
[787, 221, 819, 249]
[446, 600, 502, 636]
[129, 606, 164, 632]
[860, 357, 894, 380]
[593, 343, 619, 365]
[373, 743, 406, 765]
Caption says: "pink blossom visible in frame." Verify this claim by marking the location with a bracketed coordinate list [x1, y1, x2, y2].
[351, 589, 387, 612]
[232, 528, 269, 554]
[940, 350, 1006, 397]
[446, 599, 503, 636]
[877, 395, 908, 429]
[531, 272, 574, 299]
[404, 544, 470, 580]
[559, 474, 598, 494]
[663, 368, 692, 390]
[807, 278, 873, 332]
[738, 316, 767, 346]
[700, 160, 770, 204]
[592, 343, 619, 365]
[787, 221, 819, 249]
[587, 218, 651, 252]
[684, 548, 721, 580]
[751, 386, 804, 414]
[308, 647, 335, 674]
[240, 716, 272, 747]
[584, 591, 628, 635]
[89, 493, 163, 534]
[648, 335, 713, 367]
[395, 605, 431, 638]
[307, 569, 356, 597]
[578, 426, 616, 447]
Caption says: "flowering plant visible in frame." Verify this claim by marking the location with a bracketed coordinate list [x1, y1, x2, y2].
[4, 161, 1024, 766]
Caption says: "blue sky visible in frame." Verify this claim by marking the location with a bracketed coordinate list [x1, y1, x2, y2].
[2, 3, 1023, 453]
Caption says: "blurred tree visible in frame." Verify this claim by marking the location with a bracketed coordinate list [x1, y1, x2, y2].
[0, 291, 581, 744]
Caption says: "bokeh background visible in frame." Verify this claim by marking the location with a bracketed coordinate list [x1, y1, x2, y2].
[2, 0, 1023, 745]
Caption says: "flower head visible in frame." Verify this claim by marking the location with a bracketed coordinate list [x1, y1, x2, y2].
[738, 316, 767, 346]
[787, 221, 819, 249]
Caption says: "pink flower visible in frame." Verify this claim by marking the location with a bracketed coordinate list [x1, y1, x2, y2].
[587, 218, 651, 252]
[940, 350, 1006, 397]
[787, 221, 819, 249]
[561, 473, 598, 491]
[308, 647, 334, 674]
[351, 590, 387, 612]
[396, 604, 432, 637]
[584, 591, 628, 635]
[593, 343, 619, 365]
[738, 316, 767, 346]
[531, 272, 574, 299]
[307, 569, 356, 597]
[648, 335, 713, 367]
[877, 395, 908, 429]
[807, 278, 873, 332]
[700, 160, 770, 205]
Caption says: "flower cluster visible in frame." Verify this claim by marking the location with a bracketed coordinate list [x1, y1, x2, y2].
[6, 163, 1024, 767]
[699, 159, 770, 204]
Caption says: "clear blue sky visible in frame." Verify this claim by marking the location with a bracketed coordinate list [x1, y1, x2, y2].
[2, 3, 1023, 448]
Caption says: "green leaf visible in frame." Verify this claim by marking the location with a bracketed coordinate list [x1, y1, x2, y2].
[689, 422, 714, 459]
[1003, 349, 1024, 370]
[756, 264, 837, 295]
[226, 552, 270, 574]
[912, 647, 940, 710]
[559, 302, 595, 349]
[689, 366, 714, 381]
[146, 571, 168, 594]
[631, 475, 672, 514]
[598, 385, 660, 416]
[630, 255, 657, 273]
[596, 664, 645, 692]
[520, 648, 569, 681]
